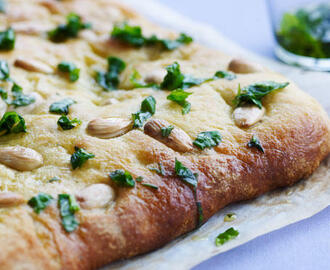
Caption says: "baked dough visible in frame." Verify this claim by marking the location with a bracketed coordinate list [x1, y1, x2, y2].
[0, 0, 329, 269]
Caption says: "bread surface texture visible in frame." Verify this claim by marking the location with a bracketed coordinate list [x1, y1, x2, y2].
[0, 1, 329, 269]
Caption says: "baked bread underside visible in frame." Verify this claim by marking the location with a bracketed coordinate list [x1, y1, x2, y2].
[0, 1, 329, 269]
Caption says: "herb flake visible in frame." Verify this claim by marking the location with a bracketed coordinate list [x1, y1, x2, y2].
[141, 183, 159, 190]
[233, 81, 289, 108]
[132, 96, 156, 128]
[58, 62, 80, 82]
[167, 89, 192, 115]
[193, 131, 222, 150]
[174, 158, 198, 188]
[0, 28, 15, 50]
[247, 135, 264, 153]
[28, 193, 53, 214]
[0, 60, 10, 80]
[109, 169, 135, 187]
[161, 125, 174, 137]
[49, 98, 76, 115]
[0, 111, 26, 136]
[58, 194, 80, 232]
[215, 227, 239, 246]
[70, 146, 95, 169]
[57, 115, 81, 130]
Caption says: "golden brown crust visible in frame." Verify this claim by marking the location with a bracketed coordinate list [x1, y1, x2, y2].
[0, 1, 329, 270]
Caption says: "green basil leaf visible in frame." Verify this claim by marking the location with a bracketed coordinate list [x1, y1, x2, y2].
[233, 81, 289, 108]
[96, 56, 126, 91]
[166, 89, 192, 115]
[111, 22, 192, 50]
[215, 227, 239, 246]
[58, 194, 80, 232]
[196, 201, 204, 227]
[10, 83, 35, 108]
[58, 61, 80, 82]
[214, 70, 236, 80]
[0, 111, 26, 135]
[174, 158, 198, 188]
[70, 146, 95, 169]
[193, 131, 222, 150]
[135, 176, 143, 182]
[28, 193, 53, 214]
[49, 98, 76, 115]
[0, 60, 10, 80]
[132, 96, 156, 128]
[57, 115, 81, 130]
[109, 169, 135, 187]
[48, 13, 91, 43]
[141, 183, 159, 190]
[148, 162, 165, 176]
[48, 176, 60, 183]
[247, 135, 264, 153]
[161, 125, 174, 137]
[0, 28, 15, 50]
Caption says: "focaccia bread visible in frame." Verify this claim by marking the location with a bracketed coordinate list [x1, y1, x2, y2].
[0, 1, 329, 269]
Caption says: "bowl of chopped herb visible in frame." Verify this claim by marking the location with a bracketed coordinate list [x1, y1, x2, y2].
[267, 0, 330, 71]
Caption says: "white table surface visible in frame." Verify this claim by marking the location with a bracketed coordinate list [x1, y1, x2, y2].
[156, 1, 330, 269]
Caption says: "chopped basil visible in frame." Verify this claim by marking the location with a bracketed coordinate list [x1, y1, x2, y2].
[160, 62, 235, 91]
[28, 193, 53, 214]
[48, 176, 60, 183]
[58, 62, 80, 82]
[167, 89, 192, 115]
[196, 201, 204, 227]
[10, 83, 35, 108]
[49, 98, 76, 115]
[0, 0, 6, 13]
[160, 62, 206, 90]
[0, 60, 10, 80]
[247, 135, 264, 153]
[224, 213, 236, 222]
[0, 28, 15, 50]
[174, 158, 198, 188]
[135, 176, 143, 182]
[193, 131, 222, 150]
[161, 125, 174, 137]
[132, 96, 156, 128]
[109, 169, 135, 187]
[58, 194, 80, 232]
[148, 162, 165, 176]
[96, 56, 126, 91]
[141, 183, 159, 190]
[48, 13, 91, 42]
[0, 111, 26, 135]
[214, 70, 236, 80]
[111, 22, 193, 50]
[215, 227, 239, 246]
[0, 88, 6, 100]
[130, 69, 159, 89]
[70, 146, 95, 169]
[233, 81, 289, 108]
[57, 115, 81, 130]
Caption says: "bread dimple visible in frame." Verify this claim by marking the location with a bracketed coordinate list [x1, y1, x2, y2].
[0, 0, 329, 269]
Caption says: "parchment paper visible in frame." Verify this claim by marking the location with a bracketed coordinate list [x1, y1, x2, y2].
[105, 1, 330, 269]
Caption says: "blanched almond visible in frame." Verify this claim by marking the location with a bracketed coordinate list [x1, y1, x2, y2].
[228, 58, 264, 74]
[11, 22, 51, 35]
[0, 146, 44, 171]
[0, 192, 25, 207]
[144, 119, 193, 152]
[100, 98, 119, 106]
[144, 69, 166, 84]
[76, 184, 114, 209]
[14, 57, 54, 74]
[87, 118, 132, 139]
[233, 105, 265, 127]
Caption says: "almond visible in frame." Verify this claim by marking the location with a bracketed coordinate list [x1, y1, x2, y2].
[0, 192, 25, 207]
[228, 58, 264, 74]
[76, 184, 114, 209]
[14, 57, 54, 74]
[0, 146, 44, 171]
[87, 118, 132, 139]
[144, 119, 193, 152]
[11, 22, 51, 35]
[100, 98, 119, 106]
[233, 105, 265, 127]
[39, 0, 63, 13]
